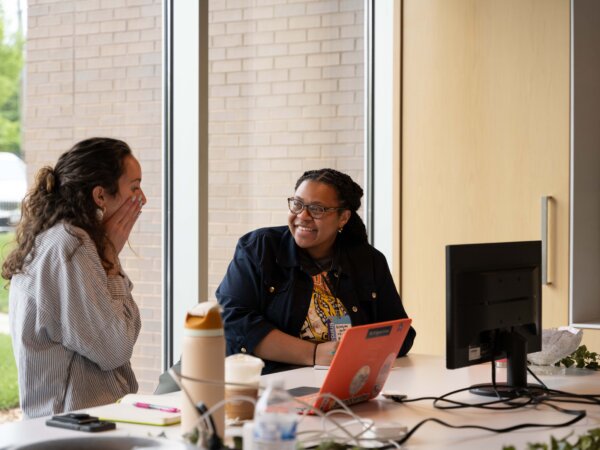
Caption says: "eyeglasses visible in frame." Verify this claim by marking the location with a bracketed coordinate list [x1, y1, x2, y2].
[287, 197, 345, 219]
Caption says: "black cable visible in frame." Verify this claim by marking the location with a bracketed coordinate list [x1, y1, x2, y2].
[491, 355, 501, 397]
[378, 401, 586, 449]
[538, 388, 600, 406]
[396, 361, 554, 412]
[195, 402, 222, 450]
[383, 362, 588, 449]
[398, 377, 539, 411]
[545, 388, 600, 399]
[395, 358, 561, 413]
[434, 386, 538, 410]
[527, 365, 549, 390]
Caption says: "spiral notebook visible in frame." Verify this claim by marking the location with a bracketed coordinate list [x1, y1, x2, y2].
[84, 391, 182, 426]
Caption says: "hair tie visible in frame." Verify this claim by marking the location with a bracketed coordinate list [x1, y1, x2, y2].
[45, 170, 56, 193]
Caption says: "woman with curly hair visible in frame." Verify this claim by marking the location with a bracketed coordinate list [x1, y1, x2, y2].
[1, 137, 146, 418]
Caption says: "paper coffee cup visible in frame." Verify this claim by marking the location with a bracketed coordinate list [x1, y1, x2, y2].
[225, 354, 264, 421]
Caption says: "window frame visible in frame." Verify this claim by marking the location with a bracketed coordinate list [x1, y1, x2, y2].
[163, 0, 398, 369]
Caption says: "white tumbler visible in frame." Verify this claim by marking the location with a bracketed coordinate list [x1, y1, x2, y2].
[181, 302, 225, 437]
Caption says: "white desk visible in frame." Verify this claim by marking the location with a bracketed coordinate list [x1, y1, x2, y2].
[2, 354, 600, 449]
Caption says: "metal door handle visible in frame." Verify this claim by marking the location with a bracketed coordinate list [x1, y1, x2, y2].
[541, 196, 551, 285]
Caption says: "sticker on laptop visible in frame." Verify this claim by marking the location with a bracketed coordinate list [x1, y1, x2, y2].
[373, 352, 397, 397]
[366, 325, 392, 339]
[349, 365, 371, 396]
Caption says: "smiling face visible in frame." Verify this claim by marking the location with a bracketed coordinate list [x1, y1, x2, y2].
[288, 180, 351, 260]
[102, 155, 146, 220]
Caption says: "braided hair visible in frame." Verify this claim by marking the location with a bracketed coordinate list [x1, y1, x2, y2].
[2, 137, 132, 279]
[294, 168, 368, 245]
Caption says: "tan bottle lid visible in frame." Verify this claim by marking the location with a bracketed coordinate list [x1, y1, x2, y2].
[184, 302, 224, 336]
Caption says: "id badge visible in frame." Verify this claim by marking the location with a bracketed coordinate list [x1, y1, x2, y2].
[328, 315, 352, 341]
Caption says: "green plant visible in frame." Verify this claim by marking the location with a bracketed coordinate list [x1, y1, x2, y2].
[0, 7, 25, 154]
[557, 345, 600, 370]
[0, 333, 19, 409]
[503, 428, 600, 449]
[0, 277, 8, 313]
[0, 232, 16, 314]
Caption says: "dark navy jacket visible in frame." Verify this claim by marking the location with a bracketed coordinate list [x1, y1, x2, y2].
[216, 226, 416, 374]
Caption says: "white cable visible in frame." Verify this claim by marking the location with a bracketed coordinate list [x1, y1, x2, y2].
[198, 395, 256, 429]
[167, 369, 401, 448]
[294, 393, 407, 447]
[292, 392, 381, 447]
[385, 438, 403, 449]
[168, 368, 266, 449]
[323, 412, 375, 444]
[167, 368, 212, 447]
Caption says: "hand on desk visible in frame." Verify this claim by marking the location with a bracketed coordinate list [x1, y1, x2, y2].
[253, 329, 341, 367]
[315, 340, 340, 366]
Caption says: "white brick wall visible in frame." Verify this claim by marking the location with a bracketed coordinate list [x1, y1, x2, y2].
[25, 0, 162, 394]
[207, 0, 365, 299]
[24, 0, 366, 395]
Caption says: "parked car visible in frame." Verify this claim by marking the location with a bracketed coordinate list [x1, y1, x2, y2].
[0, 153, 27, 232]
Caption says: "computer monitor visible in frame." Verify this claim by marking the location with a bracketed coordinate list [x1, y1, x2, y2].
[446, 240, 542, 398]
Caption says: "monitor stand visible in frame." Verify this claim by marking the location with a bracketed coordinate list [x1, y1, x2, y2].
[469, 332, 546, 398]
[469, 382, 546, 399]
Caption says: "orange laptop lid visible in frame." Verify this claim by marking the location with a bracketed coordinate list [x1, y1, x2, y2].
[297, 318, 412, 412]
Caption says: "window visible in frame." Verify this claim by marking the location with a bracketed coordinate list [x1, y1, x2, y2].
[168, 0, 369, 363]
[20, 1, 163, 394]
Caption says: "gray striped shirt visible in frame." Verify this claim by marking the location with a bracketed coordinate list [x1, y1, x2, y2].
[9, 223, 141, 419]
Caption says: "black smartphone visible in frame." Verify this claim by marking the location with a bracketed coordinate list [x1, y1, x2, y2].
[46, 413, 116, 432]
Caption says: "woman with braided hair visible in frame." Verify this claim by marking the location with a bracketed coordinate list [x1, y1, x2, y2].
[217, 168, 415, 374]
[1, 137, 146, 418]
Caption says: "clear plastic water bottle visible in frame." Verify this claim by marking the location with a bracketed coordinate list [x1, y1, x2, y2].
[253, 379, 298, 450]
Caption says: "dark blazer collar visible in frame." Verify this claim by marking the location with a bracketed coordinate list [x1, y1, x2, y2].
[276, 228, 300, 268]
[276, 228, 347, 275]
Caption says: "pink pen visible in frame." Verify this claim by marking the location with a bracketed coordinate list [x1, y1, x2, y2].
[133, 402, 180, 413]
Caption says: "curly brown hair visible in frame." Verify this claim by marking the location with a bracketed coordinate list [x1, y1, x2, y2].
[1, 137, 132, 280]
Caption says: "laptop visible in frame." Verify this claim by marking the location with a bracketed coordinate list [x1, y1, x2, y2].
[289, 318, 412, 412]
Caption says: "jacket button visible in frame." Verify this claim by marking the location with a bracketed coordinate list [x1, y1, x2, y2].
[371, 292, 377, 299]
[268, 286, 275, 293]
[352, 306, 358, 313]
[240, 347, 247, 353]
